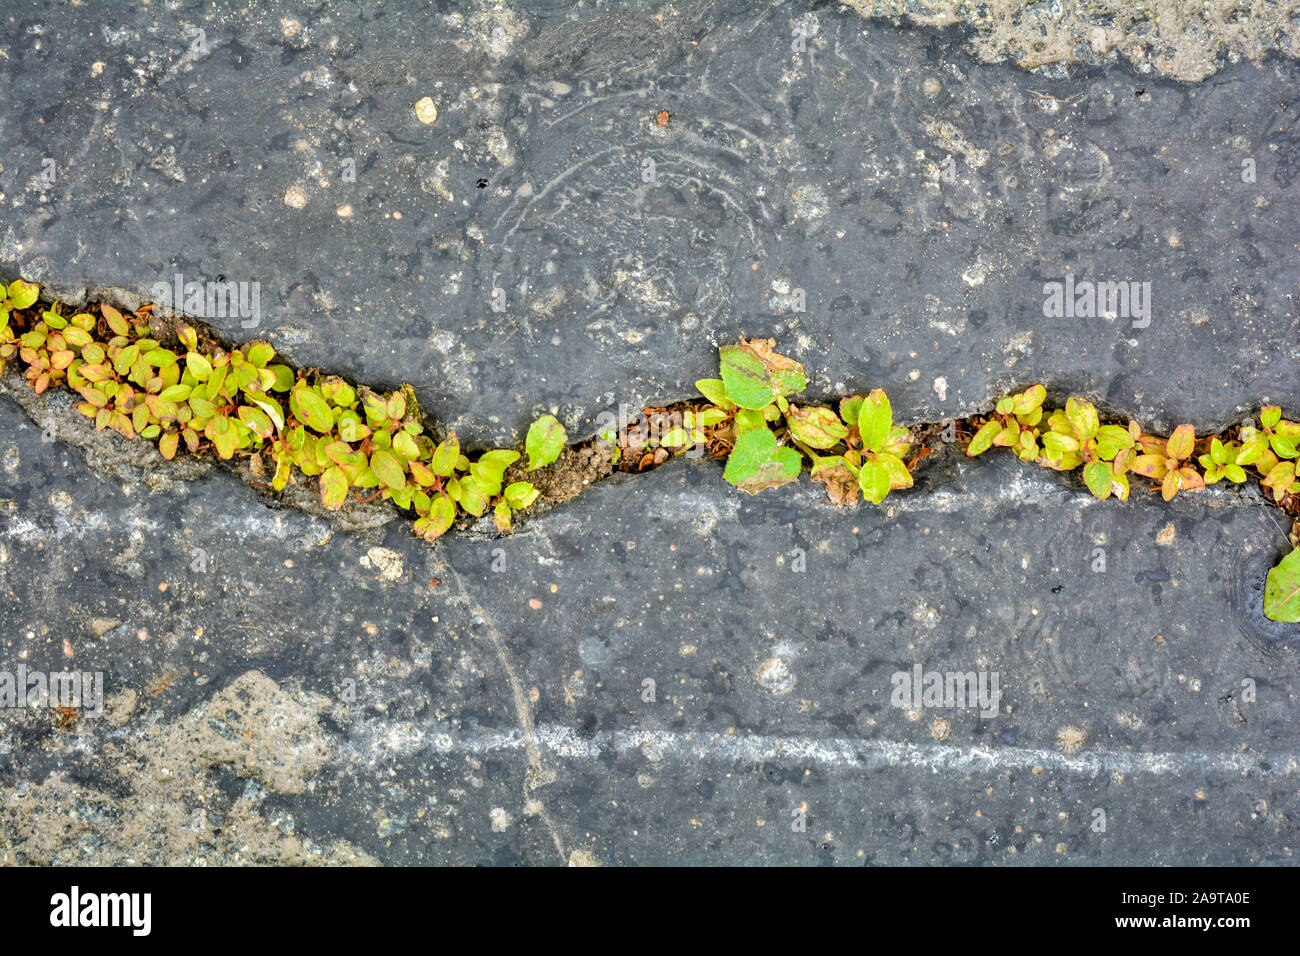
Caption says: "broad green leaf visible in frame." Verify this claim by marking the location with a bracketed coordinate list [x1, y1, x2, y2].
[422, 494, 457, 540]
[1166, 424, 1196, 461]
[1237, 438, 1266, 465]
[525, 414, 566, 469]
[694, 378, 735, 410]
[370, 449, 407, 490]
[7, 280, 39, 310]
[876, 452, 912, 491]
[145, 348, 178, 367]
[470, 462, 504, 496]
[268, 364, 295, 391]
[386, 391, 406, 420]
[1262, 406, 1282, 430]
[457, 476, 489, 516]
[159, 384, 192, 402]
[479, 449, 521, 472]
[246, 342, 275, 367]
[185, 351, 213, 381]
[967, 420, 1002, 457]
[337, 413, 369, 443]
[857, 389, 892, 454]
[839, 395, 864, 428]
[1095, 425, 1134, 449]
[322, 440, 354, 467]
[1263, 461, 1296, 496]
[78, 385, 108, 408]
[1065, 397, 1099, 441]
[246, 392, 285, 432]
[494, 501, 512, 533]
[1265, 547, 1300, 622]
[392, 429, 419, 460]
[430, 435, 460, 476]
[857, 459, 891, 505]
[722, 428, 802, 494]
[1270, 434, 1298, 459]
[1011, 385, 1046, 415]
[320, 466, 349, 510]
[290, 385, 335, 433]
[719, 339, 806, 410]
[1083, 461, 1113, 500]
[210, 422, 237, 459]
[237, 405, 274, 439]
[1129, 454, 1168, 479]
[101, 302, 129, 336]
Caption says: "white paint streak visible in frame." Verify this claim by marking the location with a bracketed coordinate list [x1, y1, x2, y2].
[357, 720, 1297, 778]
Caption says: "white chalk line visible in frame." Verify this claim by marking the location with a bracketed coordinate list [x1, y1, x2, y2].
[361, 720, 1298, 778]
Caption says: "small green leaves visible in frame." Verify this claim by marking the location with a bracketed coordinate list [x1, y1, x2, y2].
[718, 338, 806, 410]
[1199, 438, 1249, 485]
[6, 280, 39, 310]
[723, 428, 801, 494]
[17, 289, 1300, 563]
[525, 414, 566, 470]
[450, 475, 489, 516]
[504, 481, 540, 510]
[246, 341, 276, 367]
[1265, 546, 1300, 622]
[1011, 385, 1046, 418]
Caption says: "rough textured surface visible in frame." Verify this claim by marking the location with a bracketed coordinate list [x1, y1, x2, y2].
[842, 0, 1300, 82]
[2, 395, 1298, 864]
[2, 0, 1300, 866]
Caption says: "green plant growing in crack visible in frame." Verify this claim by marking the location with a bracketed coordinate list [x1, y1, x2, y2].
[0, 283, 570, 545]
[1129, 424, 1205, 501]
[966, 384, 1046, 464]
[10, 279, 1300, 623]
[704, 338, 913, 504]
